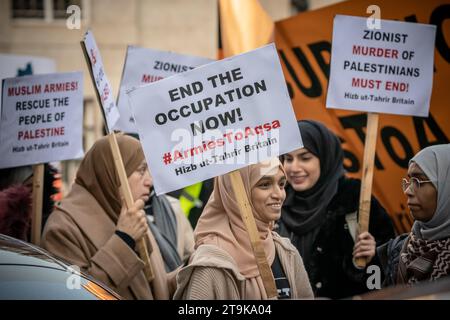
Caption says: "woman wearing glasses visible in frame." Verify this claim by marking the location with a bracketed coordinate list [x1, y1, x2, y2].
[277, 120, 395, 299]
[377, 144, 450, 286]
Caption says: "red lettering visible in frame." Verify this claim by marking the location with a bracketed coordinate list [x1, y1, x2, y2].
[352, 77, 382, 89]
[173, 151, 183, 161]
[385, 81, 409, 92]
[352, 45, 399, 59]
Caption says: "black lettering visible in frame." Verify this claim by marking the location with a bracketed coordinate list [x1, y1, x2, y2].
[363, 30, 371, 40]
[404, 14, 418, 23]
[169, 88, 179, 102]
[430, 4, 450, 64]
[155, 113, 167, 125]
[338, 113, 384, 170]
[403, 14, 438, 72]
[254, 79, 267, 94]
[168, 109, 179, 121]
[286, 81, 294, 99]
[381, 126, 414, 168]
[217, 109, 238, 126]
[308, 41, 331, 80]
[190, 121, 204, 136]
[278, 48, 322, 98]
[338, 136, 360, 173]
[413, 113, 449, 149]
[206, 116, 219, 129]
[231, 68, 243, 81]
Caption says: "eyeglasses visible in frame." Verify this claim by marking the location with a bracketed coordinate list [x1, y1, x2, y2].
[401, 177, 433, 193]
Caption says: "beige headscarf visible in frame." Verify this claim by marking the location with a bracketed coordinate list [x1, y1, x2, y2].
[194, 158, 285, 299]
[75, 133, 145, 223]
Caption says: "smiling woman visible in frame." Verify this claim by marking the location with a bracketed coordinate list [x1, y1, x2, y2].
[251, 168, 287, 223]
[174, 158, 313, 300]
[277, 120, 395, 299]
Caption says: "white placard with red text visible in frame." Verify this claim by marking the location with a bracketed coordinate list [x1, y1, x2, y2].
[82, 30, 120, 130]
[127, 44, 303, 195]
[326, 15, 436, 116]
[0, 72, 84, 169]
[115, 46, 213, 133]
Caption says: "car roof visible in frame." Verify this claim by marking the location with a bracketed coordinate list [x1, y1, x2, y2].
[0, 234, 69, 271]
[0, 234, 122, 300]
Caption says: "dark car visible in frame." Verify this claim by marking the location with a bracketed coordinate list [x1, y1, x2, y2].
[0, 234, 121, 300]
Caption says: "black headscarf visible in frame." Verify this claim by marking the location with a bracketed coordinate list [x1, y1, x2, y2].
[281, 120, 345, 256]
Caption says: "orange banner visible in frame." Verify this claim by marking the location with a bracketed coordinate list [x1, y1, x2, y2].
[219, 0, 274, 57]
[275, 0, 450, 233]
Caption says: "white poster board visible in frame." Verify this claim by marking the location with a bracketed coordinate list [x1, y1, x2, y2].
[82, 30, 120, 130]
[127, 44, 302, 195]
[115, 46, 213, 133]
[326, 15, 436, 116]
[0, 72, 84, 169]
[0, 54, 56, 116]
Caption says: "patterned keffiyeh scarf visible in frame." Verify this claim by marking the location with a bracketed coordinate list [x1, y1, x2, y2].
[400, 233, 450, 284]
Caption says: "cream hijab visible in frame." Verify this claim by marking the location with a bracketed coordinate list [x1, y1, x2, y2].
[194, 158, 285, 299]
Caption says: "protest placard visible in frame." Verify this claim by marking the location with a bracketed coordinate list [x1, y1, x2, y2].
[326, 15, 436, 116]
[80, 32, 154, 281]
[81, 30, 120, 131]
[115, 46, 213, 133]
[127, 43, 302, 195]
[0, 72, 84, 169]
[275, 0, 449, 235]
[325, 15, 436, 267]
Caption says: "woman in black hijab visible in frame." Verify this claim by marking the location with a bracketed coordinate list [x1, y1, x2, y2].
[277, 120, 395, 299]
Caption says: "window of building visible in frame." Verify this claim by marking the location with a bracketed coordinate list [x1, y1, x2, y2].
[12, 0, 45, 19]
[11, 0, 85, 21]
[53, 0, 81, 19]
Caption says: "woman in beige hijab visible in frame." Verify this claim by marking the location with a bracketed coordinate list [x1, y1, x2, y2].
[174, 158, 313, 299]
[42, 134, 170, 300]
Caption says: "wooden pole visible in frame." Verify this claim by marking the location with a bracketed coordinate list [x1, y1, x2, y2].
[31, 164, 44, 245]
[108, 133, 154, 281]
[80, 39, 154, 281]
[228, 170, 278, 299]
[355, 112, 379, 268]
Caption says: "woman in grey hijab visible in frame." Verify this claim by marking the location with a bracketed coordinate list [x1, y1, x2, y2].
[377, 143, 450, 286]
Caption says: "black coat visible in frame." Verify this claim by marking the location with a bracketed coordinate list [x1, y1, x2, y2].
[276, 177, 396, 299]
[376, 233, 409, 287]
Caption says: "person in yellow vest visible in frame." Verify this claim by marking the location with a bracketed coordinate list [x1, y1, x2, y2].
[172, 179, 214, 228]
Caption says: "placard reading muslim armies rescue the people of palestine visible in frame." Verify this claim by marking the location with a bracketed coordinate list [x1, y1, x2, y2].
[127, 43, 303, 195]
[82, 30, 120, 130]
[0, 72, 84, 169]
[114, 46, 213, 133]
[326, 15, 436, 116]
